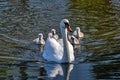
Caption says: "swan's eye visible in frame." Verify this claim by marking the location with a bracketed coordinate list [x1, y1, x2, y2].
[64, 22, 69, 27]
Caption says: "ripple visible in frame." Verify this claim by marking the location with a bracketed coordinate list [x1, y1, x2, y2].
[0, 0, 120, 79]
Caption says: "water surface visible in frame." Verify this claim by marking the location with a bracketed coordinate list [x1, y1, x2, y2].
[0, 0, 120, 80]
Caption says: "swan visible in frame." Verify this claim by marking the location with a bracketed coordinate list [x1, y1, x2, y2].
[73, 27, 84, 39]
[70, 35, 80, 45]
[48, 29, 59, 40]
[68, 27, 84, 45]
[42, 19, 75, 63]
[33, 33, 45, 45]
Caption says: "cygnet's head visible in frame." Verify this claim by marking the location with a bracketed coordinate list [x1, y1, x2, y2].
[76, 27, 80, 32]
[51, 29, 56, 35]
[38, 33, 43, 39]
[71, 35, 76, 40]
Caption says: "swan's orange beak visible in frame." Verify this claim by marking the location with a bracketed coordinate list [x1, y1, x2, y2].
[67, 25, 73, 32]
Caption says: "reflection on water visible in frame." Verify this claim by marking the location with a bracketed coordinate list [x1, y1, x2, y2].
[0, 0, 120, 80]
[45, 63, 73, 80]
[0, 60, 93, 80]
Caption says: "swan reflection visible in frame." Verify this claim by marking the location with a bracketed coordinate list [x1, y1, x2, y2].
[45, 63, 74, 80]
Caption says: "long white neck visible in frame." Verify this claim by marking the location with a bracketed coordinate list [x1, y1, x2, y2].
[61, 27, 70, 63]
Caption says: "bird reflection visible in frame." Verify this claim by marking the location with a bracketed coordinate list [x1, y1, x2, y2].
[45, 63, 74, 80]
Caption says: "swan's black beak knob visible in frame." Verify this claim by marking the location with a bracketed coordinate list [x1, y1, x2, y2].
[64, 22, 73, 32]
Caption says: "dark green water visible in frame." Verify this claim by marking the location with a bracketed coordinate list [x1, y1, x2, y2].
[0, 0, 120, 80]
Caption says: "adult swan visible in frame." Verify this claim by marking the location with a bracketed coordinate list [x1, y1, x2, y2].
[42, 19, 75, 63]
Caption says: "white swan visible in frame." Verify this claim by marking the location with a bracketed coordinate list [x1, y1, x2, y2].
[42, 19, 74, 63]
[33, 33, 45, 45]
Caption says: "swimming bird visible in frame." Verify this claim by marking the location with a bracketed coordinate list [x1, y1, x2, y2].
[33, 33, 45, 45]
[73, 27, 84, 39]
[70, 35, 80, 45]
[42, 19, 74, 63]
[48, 29, 59, 40]
[68, 27, 84, 45]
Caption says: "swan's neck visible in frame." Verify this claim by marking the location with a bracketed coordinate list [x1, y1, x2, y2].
[76, 29, 80, 38]
[61, 28, 70, 63]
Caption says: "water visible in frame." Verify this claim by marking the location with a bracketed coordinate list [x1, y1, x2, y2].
[0, 0, 120, 80]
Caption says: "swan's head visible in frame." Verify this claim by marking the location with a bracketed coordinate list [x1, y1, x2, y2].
[51, 29, 56, 35]
[38, 33, 43, 39]
[60, 19, 72, 32]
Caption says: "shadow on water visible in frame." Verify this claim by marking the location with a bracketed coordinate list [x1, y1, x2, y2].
[0, 0, 120, 80]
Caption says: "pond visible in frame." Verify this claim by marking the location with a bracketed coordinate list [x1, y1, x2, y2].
[0, 0, 120, 80]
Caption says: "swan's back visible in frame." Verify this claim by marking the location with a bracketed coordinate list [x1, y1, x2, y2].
[42, 38, 63, 62]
